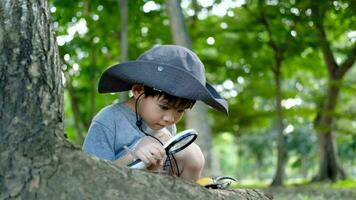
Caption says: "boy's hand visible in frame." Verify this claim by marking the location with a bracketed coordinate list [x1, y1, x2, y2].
[153, 129, 173, 144]
[134, 136, 166, 167]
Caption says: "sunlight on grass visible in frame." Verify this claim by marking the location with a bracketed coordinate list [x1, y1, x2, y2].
[331, 178, 356, 189]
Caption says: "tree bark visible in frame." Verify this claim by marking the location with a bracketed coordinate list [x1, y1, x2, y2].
[0, 0, 271, 199]
[166, 0, 219, 176]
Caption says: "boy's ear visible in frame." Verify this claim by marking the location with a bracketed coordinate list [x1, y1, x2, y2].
[131, 84, 145, 99]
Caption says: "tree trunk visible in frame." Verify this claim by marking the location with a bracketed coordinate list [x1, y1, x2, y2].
[118, 0, 128, 102]
[0, 0, 271, 199]
[271, 59, 286, 186]
[66, 75, 85, 143]
[89, 46, 97, 126]
[118, 0, 128, 62]
[64, 0, 93, 144]
[310, 2, 355, 182]
[186, 102, 221, 176]
[255, 154, 263, 180]
[313, 82, 346, 181]
[165, 0, 219, 176]
[316, 131, 345, 181]
[166, 0, 192, 48]
[255, 6, 287, 186]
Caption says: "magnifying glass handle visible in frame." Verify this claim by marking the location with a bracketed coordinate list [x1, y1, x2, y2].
[128, 129, 198, 169]
[129, 161, 146, 169]
[130, 161, 146, 169]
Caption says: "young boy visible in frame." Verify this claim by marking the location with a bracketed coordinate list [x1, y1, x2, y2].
[83, 45, 228, 182]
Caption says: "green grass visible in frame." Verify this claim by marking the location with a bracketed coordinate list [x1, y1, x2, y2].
[232, 179, 270, 189]
[232, 178, 356, 200]
[331, 178, 356, 189]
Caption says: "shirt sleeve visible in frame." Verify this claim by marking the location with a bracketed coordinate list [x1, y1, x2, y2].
[82, 120, 115, 161]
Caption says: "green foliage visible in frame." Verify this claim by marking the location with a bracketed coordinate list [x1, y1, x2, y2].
[52, 0, 356, 184]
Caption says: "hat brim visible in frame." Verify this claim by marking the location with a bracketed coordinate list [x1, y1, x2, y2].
[98, 61, 228, 114]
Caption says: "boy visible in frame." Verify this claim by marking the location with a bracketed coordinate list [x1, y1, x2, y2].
[83, 45, 228, 182]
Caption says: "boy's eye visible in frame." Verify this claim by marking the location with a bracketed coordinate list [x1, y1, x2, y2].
[159, 105, 169, 110]
[177, 109, 185, 113]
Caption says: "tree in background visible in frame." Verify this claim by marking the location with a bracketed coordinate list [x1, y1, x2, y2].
[309, 0, 355, 182]
[118, 0, 128, 63]
[218, 0, 307, 185]
[49, 0, 356, 183]
[118, 0, 129, 102]
[212, 0, 355, 183]
[166, 0, 221, 176]
[55, 0, 122, 143]
[243, 1, 296, 186]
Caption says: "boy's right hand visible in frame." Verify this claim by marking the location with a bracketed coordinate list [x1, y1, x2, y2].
[134, 136, 166, 167]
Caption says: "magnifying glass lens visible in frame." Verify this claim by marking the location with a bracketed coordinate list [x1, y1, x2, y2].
[129, 129, 198, 169]
[166, 131, 197, 154]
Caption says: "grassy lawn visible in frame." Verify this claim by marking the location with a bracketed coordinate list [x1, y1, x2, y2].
[232, 178, 356, 200]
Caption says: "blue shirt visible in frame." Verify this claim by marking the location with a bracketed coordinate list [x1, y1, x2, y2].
[82, 102, 176, 161]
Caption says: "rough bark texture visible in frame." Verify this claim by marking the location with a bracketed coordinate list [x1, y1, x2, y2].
[166, 0, 220, 176]
[0, 0, 271, 199]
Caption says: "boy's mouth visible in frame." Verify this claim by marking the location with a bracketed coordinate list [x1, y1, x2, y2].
[154, 123, 165, 129]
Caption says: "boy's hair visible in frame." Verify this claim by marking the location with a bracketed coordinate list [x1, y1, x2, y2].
[143, 86, 195, 110]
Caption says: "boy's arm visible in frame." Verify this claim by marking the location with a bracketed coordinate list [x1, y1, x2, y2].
[112, 150, 138, 166]
[83, 120, 115, 161]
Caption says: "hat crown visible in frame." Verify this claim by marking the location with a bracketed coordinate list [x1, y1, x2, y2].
[137, 45, 206, 84]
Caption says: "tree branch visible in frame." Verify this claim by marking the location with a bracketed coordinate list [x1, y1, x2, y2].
[336, 44, 356, 78]
[310, 2, 338, 75]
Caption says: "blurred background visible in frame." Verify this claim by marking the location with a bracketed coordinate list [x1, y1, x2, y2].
[51, 0, 355, 198]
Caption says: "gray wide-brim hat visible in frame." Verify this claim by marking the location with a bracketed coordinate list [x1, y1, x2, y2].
[98, 45, 228, 114]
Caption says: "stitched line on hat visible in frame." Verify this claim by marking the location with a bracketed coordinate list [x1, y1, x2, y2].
[153, 88, 162, 92]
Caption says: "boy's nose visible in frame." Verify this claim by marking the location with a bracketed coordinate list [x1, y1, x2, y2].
[162, 113, 175, 124]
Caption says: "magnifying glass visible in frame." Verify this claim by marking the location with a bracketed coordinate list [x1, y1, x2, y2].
[128, 129, 198, 169]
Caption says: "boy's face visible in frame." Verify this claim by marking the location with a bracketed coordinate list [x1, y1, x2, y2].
[139, 95, 185, 130]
